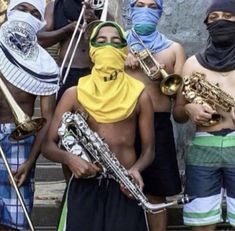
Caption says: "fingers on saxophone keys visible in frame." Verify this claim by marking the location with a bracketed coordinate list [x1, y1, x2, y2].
[120, 183, 133, 199]
[73, 164, 99, 178]
[202, 104, 216, 114]
[90, 163, 102, 172]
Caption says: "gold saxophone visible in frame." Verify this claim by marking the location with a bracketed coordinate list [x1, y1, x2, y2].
[182, 72, 235, 126]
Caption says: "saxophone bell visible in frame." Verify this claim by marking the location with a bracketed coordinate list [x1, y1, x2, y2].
[143, 195, 195, 214]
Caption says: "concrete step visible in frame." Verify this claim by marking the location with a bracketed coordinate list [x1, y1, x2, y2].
[32, 181, 235, 230]
[32, 181, 66, 228]
[35, 163, 64, 182]
[37, 155, 52, 164]
[35, 154, 64, 182]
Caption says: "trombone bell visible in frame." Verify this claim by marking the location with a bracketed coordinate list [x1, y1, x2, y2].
[10, 117, 46, 141]
[0, 77, 46, 141]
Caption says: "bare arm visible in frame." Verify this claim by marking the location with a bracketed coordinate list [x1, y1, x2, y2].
[37, 2, 75, 48]
[173, 57, 192, 123]
[173, 85, 189, 123]
[171, 42, 188, 123]
[37, 2, 103, 48]
[173, 42, 186, 75]
[131, 90, 155, 172]
[14, 94, 56, 187]
[173, 56, 215, 124]
[42, 87, 100, 178]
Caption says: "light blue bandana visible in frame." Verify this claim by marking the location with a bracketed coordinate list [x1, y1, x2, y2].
[127, 0, 172, 53]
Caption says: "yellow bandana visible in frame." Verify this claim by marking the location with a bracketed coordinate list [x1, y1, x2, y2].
[77, 21, 144, 123]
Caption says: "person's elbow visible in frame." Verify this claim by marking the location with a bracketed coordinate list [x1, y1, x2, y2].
[148, 142, 155, 165]
[41, 137, 54, 161]
[172, 107, 189, 123]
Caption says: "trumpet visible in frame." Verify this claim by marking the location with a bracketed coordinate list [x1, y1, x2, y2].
[59, 0, 106, 86]
[129, 29, 183, 96]
[0, 146, 35, 231]
[0, 77, 46, 140]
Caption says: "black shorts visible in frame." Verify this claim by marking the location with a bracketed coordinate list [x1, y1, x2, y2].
[62, 176, 148, 231]
[56, 67, 91, 103]
[135, 112, 182, 196]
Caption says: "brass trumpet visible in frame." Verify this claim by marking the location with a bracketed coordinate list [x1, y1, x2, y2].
[0, 77, 46, 140]
[0, 146, 35, 231]
[129, 30, 183, 96]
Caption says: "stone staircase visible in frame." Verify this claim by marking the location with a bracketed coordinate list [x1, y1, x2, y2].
[32, 155, 65, 230]
[32, 157, 234, 231]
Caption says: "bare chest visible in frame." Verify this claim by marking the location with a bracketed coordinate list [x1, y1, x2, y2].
[87, 114, 137, 148]
[204, 70, 235, 98]
[0, 76, 36, 111]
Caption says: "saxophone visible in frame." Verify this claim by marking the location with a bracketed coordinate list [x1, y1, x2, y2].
[182, 72, 235, 126]
[58, 111, 193, 214]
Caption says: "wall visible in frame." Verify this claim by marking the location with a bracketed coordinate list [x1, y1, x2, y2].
[120, 0, 210, 56]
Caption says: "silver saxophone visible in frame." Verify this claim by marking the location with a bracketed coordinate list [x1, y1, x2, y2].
[58, 112, 193, 214]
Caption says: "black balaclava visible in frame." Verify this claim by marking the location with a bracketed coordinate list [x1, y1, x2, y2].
[196, 0, 235, 72]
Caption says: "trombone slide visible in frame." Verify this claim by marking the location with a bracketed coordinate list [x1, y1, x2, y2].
[0, 146, 35, 231]
[59, 0, 108, 86]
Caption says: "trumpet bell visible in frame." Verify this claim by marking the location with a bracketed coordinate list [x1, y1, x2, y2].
[10, 118, 46, 141]
[160, 73, 183, 96]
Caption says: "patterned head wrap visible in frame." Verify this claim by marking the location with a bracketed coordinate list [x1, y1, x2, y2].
[0, 0, 59, 96]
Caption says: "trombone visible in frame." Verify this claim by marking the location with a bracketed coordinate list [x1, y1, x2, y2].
[85, 0, 109, 37]
[59, 0, 106, 86]
[0, 77, 46, 140]
[129, 29, 183, 96]
[0, 146, 35, 231]
[0, 77, 47, 230]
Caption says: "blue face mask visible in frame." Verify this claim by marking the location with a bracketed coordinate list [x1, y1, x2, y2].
[127, 0, 172, 54]
[130, 7, 161, 34]
[134, 23, 156, 35]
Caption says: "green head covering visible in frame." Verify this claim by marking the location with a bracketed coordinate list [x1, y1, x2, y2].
[90, 21, 127, 48]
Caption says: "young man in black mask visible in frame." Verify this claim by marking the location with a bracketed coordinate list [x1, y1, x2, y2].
[173, 0, 235, 230]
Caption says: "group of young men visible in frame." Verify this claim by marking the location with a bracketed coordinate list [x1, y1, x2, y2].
[0, 0, 235, 230]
